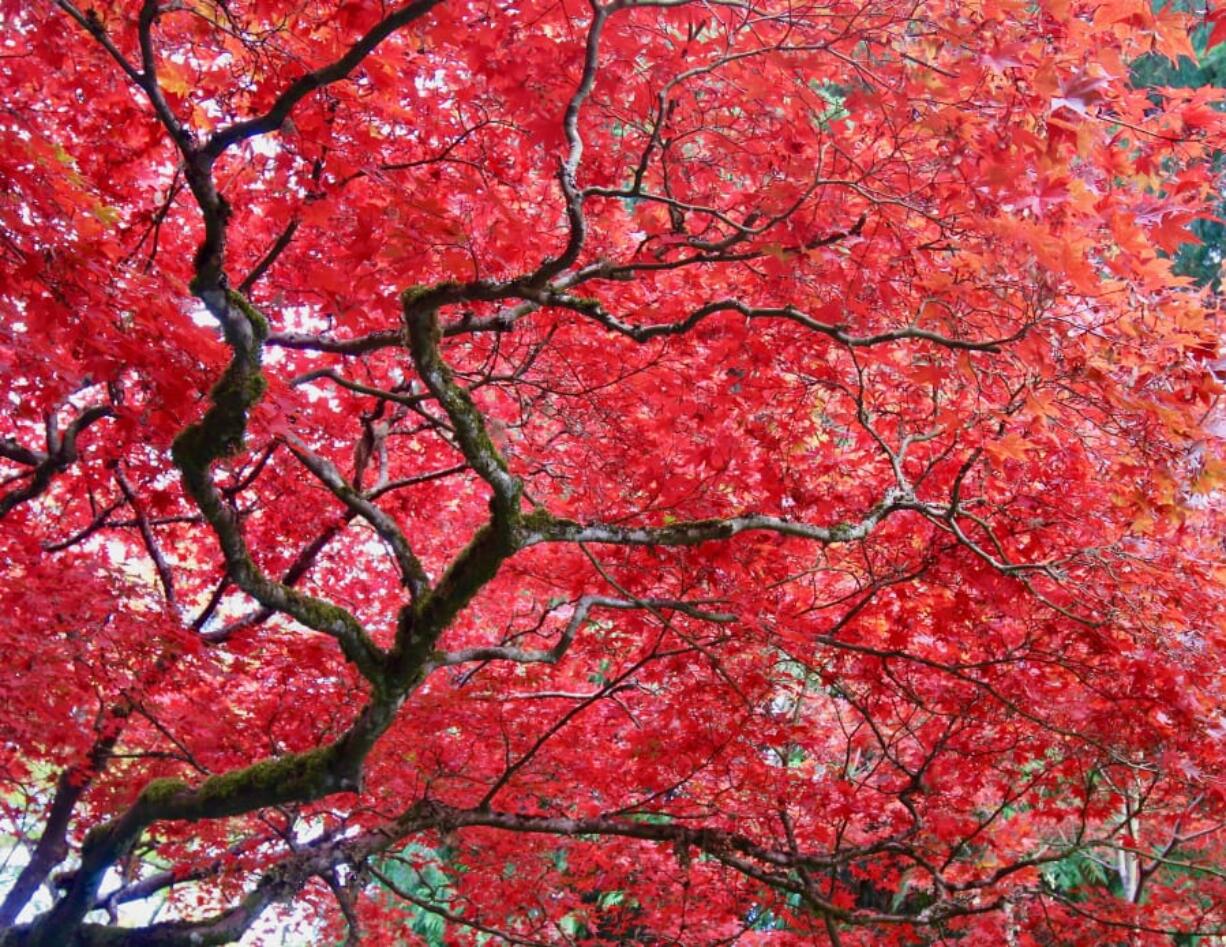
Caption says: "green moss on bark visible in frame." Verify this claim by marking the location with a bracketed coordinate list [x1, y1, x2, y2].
[520, 507, 555, 533]
[139, 778, 189, 808]
[188, 746, 339, 820]
[225, 289, 270, 341]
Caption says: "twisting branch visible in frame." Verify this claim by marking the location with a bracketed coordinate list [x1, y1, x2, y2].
[535, 293, 1030, 352]
[199, 464, 467, 641]
[286, 436, 431, 600]
[51, 1, 143, 84]
[8, 828, 367, 946]
[0, 728, 122, 928]
[289, 368, 427, 406]
[527, 0, 609, 285]
[0, 404, 112, 520]
[203, 0, 447, 157]
[136, 0, 188, 146]
[403, 299, 522, 521]
[435, 595, 734, 666]
[31, 1, 1207, 944]
[168, 292, 385, 681]
[54, 0, 192, 151]
[23, 4, 466, 933]
[521, 489, 911, 548]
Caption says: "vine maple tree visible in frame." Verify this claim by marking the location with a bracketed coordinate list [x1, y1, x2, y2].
[1, 0, 1225, 942]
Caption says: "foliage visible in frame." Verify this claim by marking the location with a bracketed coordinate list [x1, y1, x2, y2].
[0, 0, 1224, 943]
[1131, 9, 1226, 289]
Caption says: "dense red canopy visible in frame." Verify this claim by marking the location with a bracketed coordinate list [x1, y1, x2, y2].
[1, 0, 1225, 942]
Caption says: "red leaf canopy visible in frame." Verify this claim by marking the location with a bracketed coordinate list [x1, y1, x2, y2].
[0, 0, 1224, 943]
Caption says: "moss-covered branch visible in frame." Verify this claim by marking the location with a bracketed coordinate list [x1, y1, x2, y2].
[403, 296, 521, 523]
[394, 293, 534, 679]
[20, 285, 395, 940]
[170, 292, 387, 682]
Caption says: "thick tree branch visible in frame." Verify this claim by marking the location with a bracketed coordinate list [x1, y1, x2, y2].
[521, 490, 911, 548]
[403, 301, 521, 521]
[168, 294, 385, 680]
[0, 729, 121, 928]
[266, 328, 406, 354]
[13, 782, 1208, 947]
[136, 0, 188, 147]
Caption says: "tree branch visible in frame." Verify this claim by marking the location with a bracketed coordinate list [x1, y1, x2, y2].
[522, 490, 911, 549]
[286, 437, 430, 600]
[114, 465, 177, 607]
[0, 404, 113, 520]
[203, 0, 447, 158]
[435, 595, 734, 666]
[403, 301, 521, 521]
[537, 293, 1027, 352]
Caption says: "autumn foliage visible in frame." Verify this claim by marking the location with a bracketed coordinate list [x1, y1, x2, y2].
[1, 0, 1225, 942]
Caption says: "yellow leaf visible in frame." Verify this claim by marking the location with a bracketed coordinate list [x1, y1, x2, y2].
[1192, 456, 1226, 496]
[159, 63, 193, 98]
[985, 433, 1032, 462]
